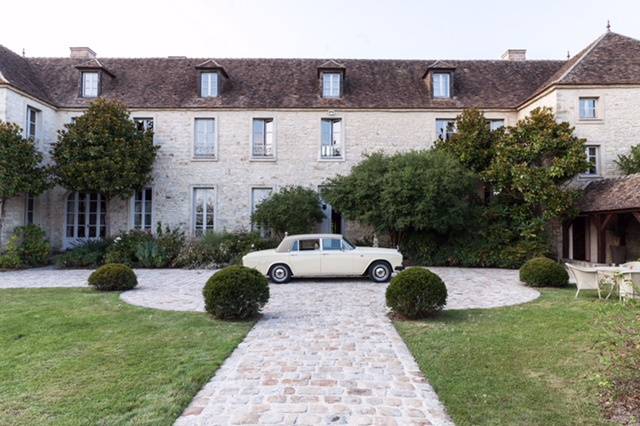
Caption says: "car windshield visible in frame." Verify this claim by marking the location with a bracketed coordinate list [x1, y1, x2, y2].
[342, 237, 355, 250]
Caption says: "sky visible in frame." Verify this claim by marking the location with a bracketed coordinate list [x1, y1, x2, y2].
[2, 0, 639, 60]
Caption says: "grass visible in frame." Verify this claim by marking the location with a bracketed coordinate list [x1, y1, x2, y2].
[0, 288, 253, 425]
[395, 288, 639, 426]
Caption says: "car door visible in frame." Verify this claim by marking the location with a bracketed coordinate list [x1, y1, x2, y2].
[320, 238, 362, 276]
[287, 238, 322, 277]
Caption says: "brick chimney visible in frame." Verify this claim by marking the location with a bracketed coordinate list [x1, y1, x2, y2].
[501, 49, 526, 61]
[69, 47, 96, 59]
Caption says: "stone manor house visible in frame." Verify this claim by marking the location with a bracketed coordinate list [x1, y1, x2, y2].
[1, 31, 640, 262]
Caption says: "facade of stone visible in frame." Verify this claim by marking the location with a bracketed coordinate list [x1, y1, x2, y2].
[1, 31, 639, 256]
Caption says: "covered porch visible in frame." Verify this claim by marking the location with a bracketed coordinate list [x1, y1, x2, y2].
[563, 175, 640, 265]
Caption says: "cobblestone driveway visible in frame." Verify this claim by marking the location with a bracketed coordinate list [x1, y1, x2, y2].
[1, 267, 538, 425]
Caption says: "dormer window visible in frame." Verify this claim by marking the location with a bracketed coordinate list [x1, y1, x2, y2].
[82, 72, 99, 97]
[432, 73, 451, 98]
[322, 72, 342, 98]
[200, 72, 219, 98]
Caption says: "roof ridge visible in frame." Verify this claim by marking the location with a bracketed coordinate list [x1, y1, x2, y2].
[552, 32, 609, 84]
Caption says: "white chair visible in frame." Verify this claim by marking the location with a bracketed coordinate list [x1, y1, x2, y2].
[565, 263, 601, 299]
[621, 261, 640, 270]
[620, 271, 640, 301]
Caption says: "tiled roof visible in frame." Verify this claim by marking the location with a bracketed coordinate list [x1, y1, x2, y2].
[1, 31, 638, 110]
[526, 32, 640, 103]
[578, 174, 640, 213]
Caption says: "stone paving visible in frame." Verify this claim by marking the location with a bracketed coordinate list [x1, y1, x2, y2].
[0, 267, 539, 425]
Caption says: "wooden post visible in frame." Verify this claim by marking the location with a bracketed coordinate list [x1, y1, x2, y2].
[562, 221, 570, 259]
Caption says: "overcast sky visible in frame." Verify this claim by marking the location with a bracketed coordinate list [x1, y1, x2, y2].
[2, 0, 639, 60]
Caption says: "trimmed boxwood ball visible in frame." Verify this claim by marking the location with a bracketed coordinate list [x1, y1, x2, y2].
[88, 263, 138, 291]
[203, 266, 270, 320]
[386, 268, 447, 319]
[519, 257, 569, 287]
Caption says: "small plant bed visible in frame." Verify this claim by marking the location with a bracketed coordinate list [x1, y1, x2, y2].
[395, 288, 639, 425]
[0, 288, 252, 425]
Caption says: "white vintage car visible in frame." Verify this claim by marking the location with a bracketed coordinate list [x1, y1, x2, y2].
[242, 233, 404, 283]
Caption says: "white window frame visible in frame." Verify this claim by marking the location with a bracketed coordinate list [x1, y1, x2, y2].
[82, 72, 99, 98]
[251, 118, 275, 160]
[200, 72, 219, 97]
[131, 187, 153, 231]
[192, 187, 216, 236]
[579, 97, 599, 120]
[436, 119, 456, 141]
[583, 145, 601, 177]
[320, 118, 344, 160]
[26, 106, 39, 140]
[193, 117, 217, 160]
[432, 73, 451, 98]
[64, 192, 106, 248]
[134, 117, 155, 144]
[322, 72, 342, 98]
[250, 186, 273, 235]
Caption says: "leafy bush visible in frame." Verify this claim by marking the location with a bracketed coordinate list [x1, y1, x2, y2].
[0, 225, 51, 268]
[174, 231, 278, 268]
[251, 186, 324, 238]
[88, 263, 138, 291]
[386, 268, 447, 318]
[519, 257, 569, 288]
[105, 230, 154, 266]
[202, 266, 270, 319]
[55, 239, 111, 268]
[615, 144, 640, 175]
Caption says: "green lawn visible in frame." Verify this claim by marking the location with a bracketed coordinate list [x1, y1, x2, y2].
[395, 288, 639, 426]
[0, 288, 253, 425]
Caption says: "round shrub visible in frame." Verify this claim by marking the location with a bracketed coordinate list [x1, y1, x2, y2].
[88, 263, 138, 291]
[386, 268, 447, 318]
[203, 266, 269, 320]
[519, 257, 569, 287]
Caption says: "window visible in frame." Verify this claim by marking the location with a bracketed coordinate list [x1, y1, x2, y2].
[252, 118, 274, 158]
[194, 118, 216, 158]
[26, 106, 39, 140]
[322, 72, 341, 98]
[132, 188, 153, 230]
[200, 72, 219, 97]
[488, 119, 505, 131]
[82, 72, 99, 97]
[65, 192, 106, 240]
[436, 119, 456, 140]
[579, 97, 598, 119]
[584, 145, 600, 176]
[294, 239, 320, 251]
[134, 117, 154, 133]
[321, 118, 343, 159]
[432, 73, 450, 98]
[193, 188, 215, 236]
[322, 238, 343, 251]
[25, 194, 35, 225]
[251, 187, 273, 234]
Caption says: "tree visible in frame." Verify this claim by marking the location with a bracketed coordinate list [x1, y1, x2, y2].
[434, 108, 500, 173]
[322, 149, 478, 244]
[52, 99, 158, 233]
[616, 144, 640, 175]
[251, 186, 324, 238]
[0, 122, 50, 246]
[485, 107, 589, 221]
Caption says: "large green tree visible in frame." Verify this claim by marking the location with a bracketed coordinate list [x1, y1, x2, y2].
[251, 186, 324, 239]
[323, 149, 478, 244]
[615, 144, 640, 175]
[52, 99, 158, 233]
[0, 122, 50, 246]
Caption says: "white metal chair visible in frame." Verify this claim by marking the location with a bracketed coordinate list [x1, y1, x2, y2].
[621, 261, 640, 270]
[565, 263, 602, 299]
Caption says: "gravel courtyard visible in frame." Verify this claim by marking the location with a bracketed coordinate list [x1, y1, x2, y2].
[1, 267, 539, 425]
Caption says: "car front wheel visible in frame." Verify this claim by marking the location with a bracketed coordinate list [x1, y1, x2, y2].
[269, 264, 291, 284]
[368, 261, 391, 283]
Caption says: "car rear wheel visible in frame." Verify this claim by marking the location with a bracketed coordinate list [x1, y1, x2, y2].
[269, 264, 291, 284]
[368, 261, 391, 283]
